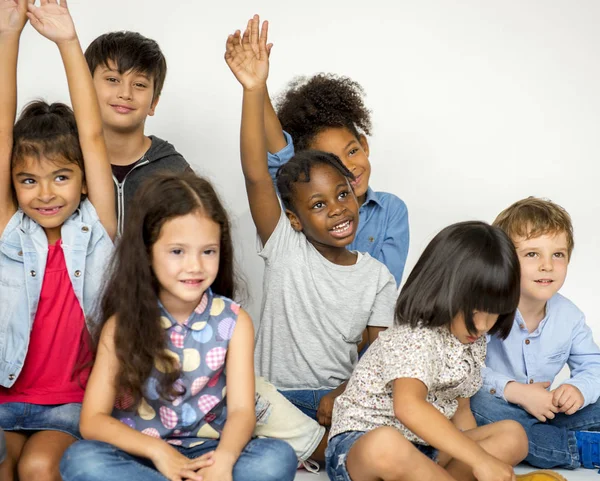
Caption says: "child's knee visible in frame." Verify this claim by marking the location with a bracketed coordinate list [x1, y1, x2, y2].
[497, 420, 528, 460]
[242, 438, 298, 481]
[363, 427, 415, 476]
[59, 441, 107, 481]
[18, 451, 61, 481]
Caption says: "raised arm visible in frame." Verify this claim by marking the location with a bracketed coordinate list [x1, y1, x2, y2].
[225, 15, 282, 245]
[27, 0, 116, 239]
[0, 0, 30, 231]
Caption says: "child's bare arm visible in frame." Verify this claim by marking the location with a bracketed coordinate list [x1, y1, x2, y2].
[0, 0, 30, 231]
[225, 15, 281, 244]
[27, 0, 116, 239]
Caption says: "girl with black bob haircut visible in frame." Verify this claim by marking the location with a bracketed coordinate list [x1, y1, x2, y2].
[395, 220, 520, 339]
[326, 221, 566, 481]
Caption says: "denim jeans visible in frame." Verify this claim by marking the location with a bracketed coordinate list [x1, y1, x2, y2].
[0, 402, 82, 438]
[279, 388, 333, 421]
[0, 427, 6, 463]
[471, 389, 600, 469]
[60, 438, 298, 481]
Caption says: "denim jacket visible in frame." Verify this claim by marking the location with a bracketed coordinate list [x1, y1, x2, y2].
[0, 199, 113, 388]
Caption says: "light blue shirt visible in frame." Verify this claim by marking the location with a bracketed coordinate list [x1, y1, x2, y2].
[267, 131, 409, 285]
[482, 293, 600, 409]
[0, 199, 113, 388]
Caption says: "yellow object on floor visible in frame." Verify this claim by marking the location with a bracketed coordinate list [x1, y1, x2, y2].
[516, 470, 568, 480]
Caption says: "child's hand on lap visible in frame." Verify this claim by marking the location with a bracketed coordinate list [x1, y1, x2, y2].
[317, 392, 336, 426]
[151, 442, 213, 481]
[0, 0, 30, 35]
[505, 381, 558, 422]
[192, 450, 235, 481]
[27, 0, 76, 44]
[551, 384, 584, 415]
[224, 14, 271, 91]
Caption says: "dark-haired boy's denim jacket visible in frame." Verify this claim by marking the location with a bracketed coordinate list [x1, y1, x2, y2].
[0, 199, 113, 388]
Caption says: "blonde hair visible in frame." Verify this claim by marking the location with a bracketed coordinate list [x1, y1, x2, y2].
[493, 197, 574, 257]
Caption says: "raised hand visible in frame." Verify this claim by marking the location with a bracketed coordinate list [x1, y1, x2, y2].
[0, 0, 31, 35]
[27, 0, 76, 44]
[224, 14, 271, 91]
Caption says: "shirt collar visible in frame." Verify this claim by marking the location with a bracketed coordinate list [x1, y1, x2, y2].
[362, 187, 382, 207]
[159, 288, 213, 329]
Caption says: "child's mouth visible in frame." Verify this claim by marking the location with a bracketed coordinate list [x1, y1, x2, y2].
[534, 279, 554, 285]
[330, 219, 353, 238]
[35, 206, 62, 216]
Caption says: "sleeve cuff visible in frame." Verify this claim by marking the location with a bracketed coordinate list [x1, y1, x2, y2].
[483, 372, 515, 400]
[267, 131, 294, 165]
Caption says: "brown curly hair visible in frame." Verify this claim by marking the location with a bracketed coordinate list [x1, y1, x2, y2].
[275, 73, 372, 151]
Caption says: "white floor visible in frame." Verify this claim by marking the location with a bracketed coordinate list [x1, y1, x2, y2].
[295, 464, 596, 480]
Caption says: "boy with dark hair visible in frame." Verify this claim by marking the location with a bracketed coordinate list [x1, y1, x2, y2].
[471, 196, 600, 472]
[85, 31, 192, 234]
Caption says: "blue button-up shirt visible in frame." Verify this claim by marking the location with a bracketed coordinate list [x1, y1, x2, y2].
[483, 293, 600, 409]
[268, 131, 409, 285]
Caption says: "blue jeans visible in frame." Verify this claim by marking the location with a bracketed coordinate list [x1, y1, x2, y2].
[279, 389, 332, 421]
[471, 389, 600, 469]
[60, 438, 298, 481]
[0, 402, 82, 439]
[326, 431, 437, 481]
[0, 427, 6, 463]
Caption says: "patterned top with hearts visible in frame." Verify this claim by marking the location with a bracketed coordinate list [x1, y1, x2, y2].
[113, 289, 240, 448]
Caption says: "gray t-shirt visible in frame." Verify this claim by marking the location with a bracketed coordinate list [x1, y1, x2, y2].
[255, 211, 397, 390]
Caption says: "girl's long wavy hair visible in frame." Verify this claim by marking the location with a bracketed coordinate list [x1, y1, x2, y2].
[97, 172, 241, 404]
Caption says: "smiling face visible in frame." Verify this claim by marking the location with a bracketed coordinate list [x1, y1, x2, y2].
[451, 311, 500, 344]
[513, 231, 569, 311]
[309, 127, 371, 205]
[92, 60, 159, 134]
[287, 163, 359, 254]
[12, 155, 86, 244]
[151, 211, 221, 321]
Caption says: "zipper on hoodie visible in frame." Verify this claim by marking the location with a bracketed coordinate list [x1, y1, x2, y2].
[114, 155, 149, 236]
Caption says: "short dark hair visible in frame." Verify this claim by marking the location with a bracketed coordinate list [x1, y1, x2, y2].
[395, 221, 520, 340]
[85, 31, 167, 100]
[275, 73, 372, 151]
[275, 150, 355, 213]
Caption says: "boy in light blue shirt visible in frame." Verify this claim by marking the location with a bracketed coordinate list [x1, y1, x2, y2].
[471, 197, 600, 471]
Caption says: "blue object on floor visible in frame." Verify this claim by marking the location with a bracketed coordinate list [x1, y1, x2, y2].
[574, 430, 600, 472]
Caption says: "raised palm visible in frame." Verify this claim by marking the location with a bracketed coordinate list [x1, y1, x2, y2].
[27, 0, 76, 44]
[0, 0, 29, 34]
[225, 15, 270, 90]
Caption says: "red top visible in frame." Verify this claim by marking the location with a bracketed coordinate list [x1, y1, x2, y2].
[0, 240, 93, 404]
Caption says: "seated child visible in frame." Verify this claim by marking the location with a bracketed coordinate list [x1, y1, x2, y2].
[84, 30, 192, 234]
[59, 172, 298, 481]
[263, 56, 409, 286]
[0, 1, 116, 480]
[471, 197, 600, 471]
[225, 15, 397, 425]
[327, 220, 565, 481]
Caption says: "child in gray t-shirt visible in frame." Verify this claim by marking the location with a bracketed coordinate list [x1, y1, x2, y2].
[225, 16, 396, 432]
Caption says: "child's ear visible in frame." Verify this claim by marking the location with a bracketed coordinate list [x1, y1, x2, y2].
[285, 209, 303, 232]
[359, 134, 370, 157]
[148, 95, 160, 117]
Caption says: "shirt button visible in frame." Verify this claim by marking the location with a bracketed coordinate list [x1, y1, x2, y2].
[175, 326, 182, 333]
[529, 379, 534, 384]
[525, 339, 530, 345]
[8, 374, 15, 381]
[30, 270, 36, 277]
[18, 250, 23, 256]
[368, 236, 374, 243]
[81, 226, 89, 233]
[74, 270, 82, 277]
[519, 323, 524, 329]
[490, 388, 496, 395]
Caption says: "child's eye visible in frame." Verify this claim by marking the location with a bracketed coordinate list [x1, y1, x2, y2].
[171, 249, 183, 255]
[134, 83, 147, 88]
[348, 148, 359, 156]
[338, 191, 349, 200]
[204, 249, 217, 256]
[55, 175, 68, 182]
[312, 202, 324, 209]
[524, 252, 538, 258]
[20, 178, 35, 185]
[106, 77, 119, 83]
[553, 252, 565, 258]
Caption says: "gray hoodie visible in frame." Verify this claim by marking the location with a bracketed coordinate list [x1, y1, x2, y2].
[112, 135, 193, 235]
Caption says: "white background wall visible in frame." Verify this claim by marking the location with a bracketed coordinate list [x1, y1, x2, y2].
[16, 1, 599, 360]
